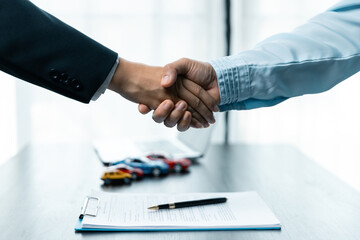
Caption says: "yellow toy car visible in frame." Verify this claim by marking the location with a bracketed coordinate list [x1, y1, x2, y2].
[101, 169, 132, 185]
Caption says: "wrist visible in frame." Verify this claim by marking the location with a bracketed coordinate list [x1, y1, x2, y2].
[108, 58, 131, 94]
[107, 59, 167, 108]
[207, 62, 221, 106]
[209, 56, 250, 106]
[108, 58, 147, 100]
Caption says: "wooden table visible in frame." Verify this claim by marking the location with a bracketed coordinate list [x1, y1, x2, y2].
[1, 143, 360, 239]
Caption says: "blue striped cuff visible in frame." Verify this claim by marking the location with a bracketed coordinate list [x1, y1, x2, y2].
[209, 55, 251, 111]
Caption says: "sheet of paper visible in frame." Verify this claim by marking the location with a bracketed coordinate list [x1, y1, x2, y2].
[81, 191, 280, 230]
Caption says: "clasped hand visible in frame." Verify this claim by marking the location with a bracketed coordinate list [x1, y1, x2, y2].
[109, 58, 220, 131]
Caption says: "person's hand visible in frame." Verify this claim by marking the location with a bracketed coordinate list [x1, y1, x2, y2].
[108, 58, 213, 131]
[138, 58, 220, 129]
[108, 58, 178, 109]
[138, 75, 217, 130]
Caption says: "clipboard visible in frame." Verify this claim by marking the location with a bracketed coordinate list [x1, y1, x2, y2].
[79, 196, 100, 219]
[75, 192, 281, 232]
[75, 218, 281, 232]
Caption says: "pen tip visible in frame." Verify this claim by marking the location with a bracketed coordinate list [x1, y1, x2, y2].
[148, 206, 159, 210]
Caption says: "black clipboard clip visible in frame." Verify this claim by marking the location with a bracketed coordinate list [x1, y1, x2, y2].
[79, 196, 100, 219]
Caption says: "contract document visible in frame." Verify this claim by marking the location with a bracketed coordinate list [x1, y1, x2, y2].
[75, 191, 281, 231]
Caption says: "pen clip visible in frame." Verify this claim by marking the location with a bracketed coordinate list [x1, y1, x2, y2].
[79, 196, 100, 219]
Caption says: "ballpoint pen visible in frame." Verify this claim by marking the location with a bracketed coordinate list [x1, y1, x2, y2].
[148, 197, 227, 210]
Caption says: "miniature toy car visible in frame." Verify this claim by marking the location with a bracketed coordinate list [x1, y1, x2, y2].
[113, 157, 169, 177]
[146, 153, 191, 173]
[112, 163, 144, 180]
[101, 169, 132, 185]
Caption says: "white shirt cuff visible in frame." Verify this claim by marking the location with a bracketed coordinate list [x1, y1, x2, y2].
[91, 57, 119, 101]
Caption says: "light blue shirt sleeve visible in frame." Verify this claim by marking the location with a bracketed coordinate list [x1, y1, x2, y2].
[210, 0, 360, 111]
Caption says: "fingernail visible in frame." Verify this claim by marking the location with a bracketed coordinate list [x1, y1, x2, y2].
[177, 102, 186, 110]
[210, 118, 216, 124]
[213, 105, 220, 112]
[196, 123, 203, 128]
[164, 102, 172, 110]
[162, 75, 170, 85]
[203, 122, 210, 128]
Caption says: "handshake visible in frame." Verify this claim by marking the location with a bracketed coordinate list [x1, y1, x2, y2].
[108, 57, 220, 132]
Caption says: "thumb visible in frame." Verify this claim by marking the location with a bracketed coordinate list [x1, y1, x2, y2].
[162, 58, 191, 88]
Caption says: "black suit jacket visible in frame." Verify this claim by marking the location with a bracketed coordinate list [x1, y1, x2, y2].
[0, 0, 118, 103]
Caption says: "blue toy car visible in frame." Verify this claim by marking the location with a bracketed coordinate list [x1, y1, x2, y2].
[113, 157, 169, 177]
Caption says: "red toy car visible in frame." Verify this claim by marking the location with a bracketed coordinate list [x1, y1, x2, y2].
[146, 153, 191, 173]
[111, 163, 144, 180]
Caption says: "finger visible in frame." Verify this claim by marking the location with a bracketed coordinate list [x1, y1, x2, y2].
[182, 79, 219, 113]
[190, 118, 203, 129]
[177, 111, 191, 132]
[152, 100, 174, 123]
[177, 81, 215, 124]
[138, 104, 151, 115]
[162, 58, 191, 88]
[188, 113, 202, 128]
[187, 105, 209, 128]
[163, 101, 188, 128]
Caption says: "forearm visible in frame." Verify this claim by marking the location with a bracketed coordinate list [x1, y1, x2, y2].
[210, 0, 360, 111]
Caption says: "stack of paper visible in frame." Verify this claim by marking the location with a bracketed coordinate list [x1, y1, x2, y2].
[75, 191, 281, 231]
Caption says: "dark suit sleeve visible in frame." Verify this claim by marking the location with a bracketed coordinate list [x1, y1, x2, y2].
[0, 0, 118, 103]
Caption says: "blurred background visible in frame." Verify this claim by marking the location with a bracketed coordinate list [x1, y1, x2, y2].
[1, 0, 359, 190]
